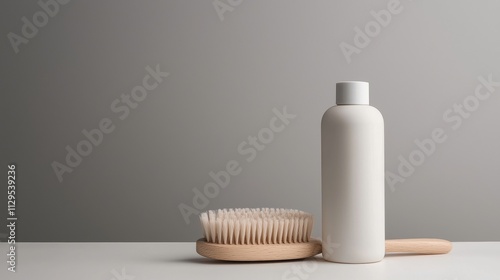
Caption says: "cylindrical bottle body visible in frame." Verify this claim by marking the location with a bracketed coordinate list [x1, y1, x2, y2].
[321, 105, 385, 263]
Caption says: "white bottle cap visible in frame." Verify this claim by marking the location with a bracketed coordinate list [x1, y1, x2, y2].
[336, 81, 369, 105]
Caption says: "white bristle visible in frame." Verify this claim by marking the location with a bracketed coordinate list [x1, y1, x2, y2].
[199, 208, 313, 245]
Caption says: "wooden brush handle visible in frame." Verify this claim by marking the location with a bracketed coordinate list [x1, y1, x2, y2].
[196, 238, 452, 261]
[385, 238, 452, 254]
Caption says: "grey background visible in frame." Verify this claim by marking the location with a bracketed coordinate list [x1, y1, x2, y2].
[1, 0, 499, 242]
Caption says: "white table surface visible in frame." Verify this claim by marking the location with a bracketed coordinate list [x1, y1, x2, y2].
[1, 242, 499, 280]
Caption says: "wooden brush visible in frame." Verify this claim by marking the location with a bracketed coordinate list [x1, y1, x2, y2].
[197, 208, 320, 261]
[195, 208, 452, 261]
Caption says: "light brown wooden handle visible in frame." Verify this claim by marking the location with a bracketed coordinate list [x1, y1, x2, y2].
[196, 238, 452, 261]
[385, 238, 452, 254]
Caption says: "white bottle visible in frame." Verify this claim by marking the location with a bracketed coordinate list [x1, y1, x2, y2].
[321, 81, 385, 263]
